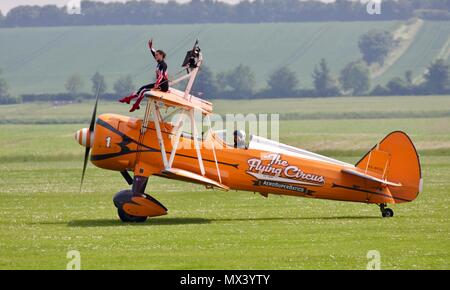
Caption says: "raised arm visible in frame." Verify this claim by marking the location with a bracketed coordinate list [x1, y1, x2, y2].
[148, 39, 156, 60]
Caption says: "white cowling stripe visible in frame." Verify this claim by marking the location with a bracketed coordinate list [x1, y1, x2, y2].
[81, 128, 88, 147]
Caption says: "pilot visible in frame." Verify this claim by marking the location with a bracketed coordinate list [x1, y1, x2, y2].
[233, 130, 247, 149]
[119, 39, 169, 112]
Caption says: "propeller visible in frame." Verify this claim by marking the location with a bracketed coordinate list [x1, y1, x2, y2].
[80, 86, 100, 192]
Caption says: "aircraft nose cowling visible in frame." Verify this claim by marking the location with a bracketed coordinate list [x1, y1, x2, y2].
[75, 128, 94, 148]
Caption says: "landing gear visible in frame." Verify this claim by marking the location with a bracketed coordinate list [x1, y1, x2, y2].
[113, 176, 168, 223]
[117, 207, 148, 223]
[113, 190, 148, 223]
[113, 176, 151, 223]
[379, 203, 394, 218]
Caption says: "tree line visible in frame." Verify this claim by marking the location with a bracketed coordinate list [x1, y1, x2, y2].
[194, 57, 450, 99]
[0, 0, 449, 28]
[1, 58, 449, 105]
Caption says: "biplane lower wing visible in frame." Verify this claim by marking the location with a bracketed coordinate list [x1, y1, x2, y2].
[161, 168, 229, 190]
[341, 168, 402, 187]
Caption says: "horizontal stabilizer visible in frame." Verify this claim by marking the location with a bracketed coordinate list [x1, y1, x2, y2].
[162, 168, 229, 190]
[342, 168, 402, 187]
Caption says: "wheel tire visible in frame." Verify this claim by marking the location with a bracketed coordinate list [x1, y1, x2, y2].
[382, 208, 394, 218]
[117, 208, 148, 223]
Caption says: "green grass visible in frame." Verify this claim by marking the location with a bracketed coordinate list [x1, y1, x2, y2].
[0, 156, 448, 269]
[0, 96, 449, 269]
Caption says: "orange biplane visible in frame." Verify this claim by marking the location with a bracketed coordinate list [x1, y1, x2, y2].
[75, 41, 422, 222]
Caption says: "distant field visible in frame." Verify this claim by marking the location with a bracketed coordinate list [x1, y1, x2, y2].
[1, 21, 449, 96]
[0, 96, 449, 269]
[377, 21, 450, 85]
[0, 21, 397, 95]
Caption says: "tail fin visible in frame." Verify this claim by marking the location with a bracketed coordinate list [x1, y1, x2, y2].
[356, 131, 422, 203]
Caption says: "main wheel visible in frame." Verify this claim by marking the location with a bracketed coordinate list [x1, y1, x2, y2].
[117, 208, 148, 223]
[382, 208, 394, 218]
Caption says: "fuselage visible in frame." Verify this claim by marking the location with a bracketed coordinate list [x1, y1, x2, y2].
[86, 113, 396, 205]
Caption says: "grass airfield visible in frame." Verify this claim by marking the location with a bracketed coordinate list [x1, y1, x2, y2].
[0, 96, 449, 269]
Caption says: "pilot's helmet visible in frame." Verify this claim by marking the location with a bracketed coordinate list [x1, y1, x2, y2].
[233, 130, 246, 148]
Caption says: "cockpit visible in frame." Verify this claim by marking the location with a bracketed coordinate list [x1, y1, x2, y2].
[214, 129, 247, 149]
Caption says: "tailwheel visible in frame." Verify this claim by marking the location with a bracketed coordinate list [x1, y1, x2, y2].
[382, 208, 394, 218]
[117, 207, 147, 223]
[379, 204, 394, 218]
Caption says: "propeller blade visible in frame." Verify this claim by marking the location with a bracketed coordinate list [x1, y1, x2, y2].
[89, 86, 100, 132]
[80, 85, 100, 192]
[80, 147, 91, 192]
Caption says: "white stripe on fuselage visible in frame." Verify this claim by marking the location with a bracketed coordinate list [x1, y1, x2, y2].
[248, 135, 354, 168]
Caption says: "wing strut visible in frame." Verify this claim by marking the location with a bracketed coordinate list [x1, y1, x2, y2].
[190, 109, 205, 176]
[150, 101, 169, 169]
[167, 110, 186, 168]
[205, 115, 222, 184]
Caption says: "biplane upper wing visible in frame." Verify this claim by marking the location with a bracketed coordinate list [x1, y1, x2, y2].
[146, 88, 213, 115]
[341, 168, 402, 187]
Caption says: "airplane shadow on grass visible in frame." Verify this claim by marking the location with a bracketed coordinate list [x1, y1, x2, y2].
[64, 215, 380, 227]
[67, 218, 211, 227]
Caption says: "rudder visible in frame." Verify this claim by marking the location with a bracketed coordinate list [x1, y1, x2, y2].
[356, 131, 422, 203]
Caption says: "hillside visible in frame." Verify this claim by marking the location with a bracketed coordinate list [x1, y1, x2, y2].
[0, 21, 449, 96]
